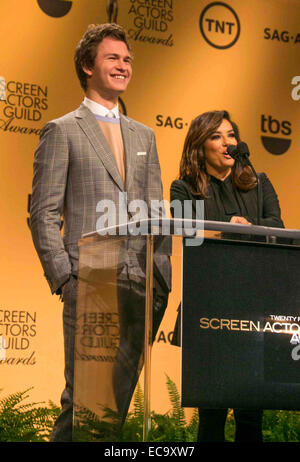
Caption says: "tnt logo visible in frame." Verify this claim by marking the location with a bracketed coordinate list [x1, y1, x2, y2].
[0, 76, 6, 101]
[261, 115, 292, 155]
[199, 2, 240, 49]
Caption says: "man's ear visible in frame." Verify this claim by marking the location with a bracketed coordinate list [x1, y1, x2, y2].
[82, 65, 93, 77]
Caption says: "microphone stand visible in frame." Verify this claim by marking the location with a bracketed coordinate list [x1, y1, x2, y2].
[236, 153, 260, 226]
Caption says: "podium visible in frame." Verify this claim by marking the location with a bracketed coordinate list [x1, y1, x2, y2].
[72, 219, 300, 442]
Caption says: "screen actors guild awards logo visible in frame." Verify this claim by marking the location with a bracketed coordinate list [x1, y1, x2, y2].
[127, 0, 174, 47]
[0, 79, 48, 136]
[0, 310, 37, 366]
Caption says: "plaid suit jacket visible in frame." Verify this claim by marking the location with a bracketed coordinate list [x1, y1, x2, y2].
[30, 103, 171, 295]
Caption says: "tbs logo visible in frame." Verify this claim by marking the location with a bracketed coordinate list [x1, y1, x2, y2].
[261, 115, 292, 155]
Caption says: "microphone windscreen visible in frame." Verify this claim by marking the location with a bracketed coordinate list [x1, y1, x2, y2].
[227, 144, 238, 158]
[237, 142, 250, 156]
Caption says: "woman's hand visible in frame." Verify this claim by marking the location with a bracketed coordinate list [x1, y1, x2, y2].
[230, 216, 252, 225]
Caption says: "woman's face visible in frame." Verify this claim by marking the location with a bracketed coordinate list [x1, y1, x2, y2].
[203, 118, 237, 179]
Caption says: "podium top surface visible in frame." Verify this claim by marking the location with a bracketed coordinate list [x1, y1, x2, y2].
[81, 218, 300, 241]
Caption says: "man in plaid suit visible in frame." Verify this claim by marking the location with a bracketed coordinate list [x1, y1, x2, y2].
[30, 23, 171, 441]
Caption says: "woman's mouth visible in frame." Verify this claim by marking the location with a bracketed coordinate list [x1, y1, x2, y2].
[223, 152, 232, 159]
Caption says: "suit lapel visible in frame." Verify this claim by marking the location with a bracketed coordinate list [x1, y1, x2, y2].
[120, 114, 135, 191]
[75, 104, 124, 191]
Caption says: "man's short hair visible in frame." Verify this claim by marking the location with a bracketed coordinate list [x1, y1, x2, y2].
[74, 23, 132, 91]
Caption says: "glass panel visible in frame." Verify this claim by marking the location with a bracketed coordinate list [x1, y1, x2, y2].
[73, 229, 175, 442]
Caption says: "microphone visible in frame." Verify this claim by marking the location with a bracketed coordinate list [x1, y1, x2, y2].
[227, 142, 249, 160]
[237, 141, 250, 158]
[227, 144, 239, 159]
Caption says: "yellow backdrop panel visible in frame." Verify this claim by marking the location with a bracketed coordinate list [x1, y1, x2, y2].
[1, 0, 299, 413]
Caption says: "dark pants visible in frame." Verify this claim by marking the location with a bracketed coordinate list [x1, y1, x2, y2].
[197, 408, 263, 442]
[113, 280, 167, 423]
[50, 275, 77, 442]
[50, 275, 167, 442]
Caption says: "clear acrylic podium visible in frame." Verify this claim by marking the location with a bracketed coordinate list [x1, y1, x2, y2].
[72, 219, 300, 442]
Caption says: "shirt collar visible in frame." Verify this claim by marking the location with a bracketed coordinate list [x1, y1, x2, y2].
[83, 96, 120, 118]
[209, 172, 233, 185]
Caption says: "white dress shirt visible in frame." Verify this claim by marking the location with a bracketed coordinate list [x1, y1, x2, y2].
[83, 96, 119, 118]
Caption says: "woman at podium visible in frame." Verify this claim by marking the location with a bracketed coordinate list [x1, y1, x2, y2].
[170, 109, 284, 442]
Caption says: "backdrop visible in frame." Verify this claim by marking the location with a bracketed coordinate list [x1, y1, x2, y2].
[1, 0, 299, 412]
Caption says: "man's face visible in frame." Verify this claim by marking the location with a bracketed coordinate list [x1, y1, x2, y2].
[83, 37, 132, 100]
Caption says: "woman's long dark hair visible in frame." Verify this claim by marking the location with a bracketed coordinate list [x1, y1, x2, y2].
[179, 110, 257, 197]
